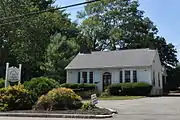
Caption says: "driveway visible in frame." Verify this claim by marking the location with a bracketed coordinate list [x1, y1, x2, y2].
[1, 97, 180, 120]
[97, 97, 180, 120]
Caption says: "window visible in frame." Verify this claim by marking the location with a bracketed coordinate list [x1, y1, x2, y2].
[82, 72, 87, 83]
[125, 70, 131, 82]
[133, 70, 137, 82]
[119, 71, 123, 83]
[152, 71, 155, 86]
[89, 72, 93, 83]
[78, 72, 80, 83]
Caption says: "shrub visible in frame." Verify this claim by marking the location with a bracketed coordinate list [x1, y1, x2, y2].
[24, 77, 60, 98]
[81, 102, 95, 110]
[0, 78, 5, 88]
[75, 90, 97, 99]
[107, 84, 121, 96]
[0, 85, 34, 111]
[60, 83, 96, 99]
[107, 82, 152, 96]
[60, 83, 96, 91]
[33, 88, 82, 110]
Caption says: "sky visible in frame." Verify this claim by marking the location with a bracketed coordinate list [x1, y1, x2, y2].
[55, 0, 180, 60]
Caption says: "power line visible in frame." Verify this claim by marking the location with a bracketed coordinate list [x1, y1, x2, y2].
[0, 0, 100, 22]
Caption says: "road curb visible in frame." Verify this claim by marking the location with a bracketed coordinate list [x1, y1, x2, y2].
[98, 107, 118, 114]
[0, 112, 113, 119]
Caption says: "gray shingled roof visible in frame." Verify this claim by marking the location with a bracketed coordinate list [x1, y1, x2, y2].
[65, 48, 157, 70]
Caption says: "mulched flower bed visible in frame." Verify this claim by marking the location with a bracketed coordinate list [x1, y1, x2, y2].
[1, 108, 112, 115]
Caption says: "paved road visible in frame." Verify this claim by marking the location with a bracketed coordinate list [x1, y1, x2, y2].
[1, 97, 180, 120]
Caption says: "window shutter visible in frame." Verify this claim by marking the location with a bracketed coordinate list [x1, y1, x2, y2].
[133, 70, 137, 82]
[78, 72, 80, 83]
[120, 71, 123, 83]
[89, 72, 93, 83]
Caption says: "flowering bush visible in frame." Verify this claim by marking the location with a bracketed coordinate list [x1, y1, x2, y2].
[34, 88, 82, 110]
[0, 85, 34, 111]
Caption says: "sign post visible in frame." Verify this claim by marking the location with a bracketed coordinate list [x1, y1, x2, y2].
[5, 63, 22, 88]
[5, 63, 9, 88]
[18, 64, 22, 85]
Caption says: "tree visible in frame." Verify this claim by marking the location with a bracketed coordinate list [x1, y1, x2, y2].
[42, 33, 80, 83]
[78, 0, 158, 51]
[0, 0, 78, 81]
[78, 0, 178, 68]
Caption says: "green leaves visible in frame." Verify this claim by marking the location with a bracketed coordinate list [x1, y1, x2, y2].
[42, 33, 80, 83]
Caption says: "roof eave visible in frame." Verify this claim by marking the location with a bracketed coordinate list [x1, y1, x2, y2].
[65, 65, 152, 70]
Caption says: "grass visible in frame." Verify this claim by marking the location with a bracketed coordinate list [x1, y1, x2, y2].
[98, 96, 145, 100]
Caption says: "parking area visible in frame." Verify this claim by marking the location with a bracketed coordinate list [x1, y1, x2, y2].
[98, 97, 180, 120]
[1, 97, 180, 120]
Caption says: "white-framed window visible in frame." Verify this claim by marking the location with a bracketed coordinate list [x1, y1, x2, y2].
[82, 72, 87, 83]
[125, 70, 131, 82]
[78, 71, 94, 84]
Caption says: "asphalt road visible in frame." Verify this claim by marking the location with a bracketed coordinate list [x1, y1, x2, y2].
[1, 97, 180, 120]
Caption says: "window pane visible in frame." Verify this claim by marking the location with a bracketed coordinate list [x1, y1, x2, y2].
[82, 72, 87, 83]
[125, 70, 131, 82]
[120, 71, 123, 83]
[78, 72, 80, 83]
[89, 72, 93, 83]
[133, 70, 137, 82]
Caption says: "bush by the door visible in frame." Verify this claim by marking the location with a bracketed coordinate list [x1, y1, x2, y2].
[107, 82, 152, 96]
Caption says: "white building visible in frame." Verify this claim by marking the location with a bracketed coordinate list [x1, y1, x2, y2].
[65, 48, 167, 95]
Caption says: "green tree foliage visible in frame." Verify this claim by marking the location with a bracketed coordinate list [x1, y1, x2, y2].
[78, 0, 157, 50]
[24, 77, 60, 98]
[78, 0, 178, 70]
[42, 33, 80, 83]
[0, 0, 78, 80]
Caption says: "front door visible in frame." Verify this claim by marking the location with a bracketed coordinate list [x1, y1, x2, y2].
[103, 72, 111, 91]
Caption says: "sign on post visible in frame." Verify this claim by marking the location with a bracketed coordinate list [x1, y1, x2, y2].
[5, 63, 22, 88]
[91, 94, 98, 105]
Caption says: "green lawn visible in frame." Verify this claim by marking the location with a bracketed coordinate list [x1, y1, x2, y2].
[98, 96, 145, 100]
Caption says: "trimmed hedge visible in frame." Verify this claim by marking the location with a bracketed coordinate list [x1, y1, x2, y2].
[0, 85, 34, 111]
[108, 82, 152, 96]
[33, 88, 82, 110]
[60, 83, 96, 91]
[60, 83, 97, 99]
[24, 77, 60, 98]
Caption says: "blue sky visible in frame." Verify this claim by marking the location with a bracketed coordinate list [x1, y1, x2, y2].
[55, 0, 180, 59]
